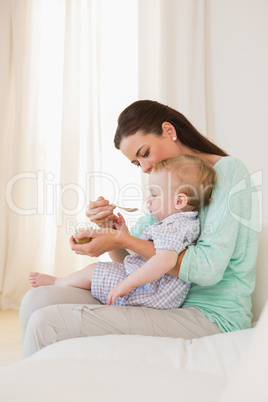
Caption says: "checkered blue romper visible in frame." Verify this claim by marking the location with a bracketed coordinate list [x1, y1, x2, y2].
[91, 211, 200, 309]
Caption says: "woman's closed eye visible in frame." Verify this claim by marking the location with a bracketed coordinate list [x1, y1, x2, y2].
[142, 149, 149, 158]
[131, 149, 150, 168]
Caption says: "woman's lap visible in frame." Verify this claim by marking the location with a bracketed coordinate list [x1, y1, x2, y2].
[20, 285, 221, 359]
[20, 286, 101, 342]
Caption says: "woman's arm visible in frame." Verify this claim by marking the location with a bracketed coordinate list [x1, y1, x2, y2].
[179, 158, 259, 286]
[72, 200, 158, 262]
[108, 249, 129, 263]
[70, 228, 156, 260]
[74, 198, 187, 268]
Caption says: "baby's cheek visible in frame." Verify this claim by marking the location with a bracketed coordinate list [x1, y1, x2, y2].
[155, 200, 163, 212]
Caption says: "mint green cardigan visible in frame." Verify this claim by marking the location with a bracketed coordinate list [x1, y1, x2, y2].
[130, 157, 259, 332]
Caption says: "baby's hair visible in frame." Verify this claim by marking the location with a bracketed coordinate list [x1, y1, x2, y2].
[152, 155, 216, 210]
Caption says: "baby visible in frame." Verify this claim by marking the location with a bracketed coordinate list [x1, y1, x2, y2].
[29, 155, 216, 310]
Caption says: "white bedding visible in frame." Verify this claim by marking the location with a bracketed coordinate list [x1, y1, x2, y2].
[0, 329, 253, 402]
[0, 302, 267, 402]
[0, 359, 225, 402]
[26, 328, 254, 379]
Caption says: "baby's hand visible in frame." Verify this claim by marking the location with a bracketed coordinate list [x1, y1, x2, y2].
[113, 212, 129, 233]
[107, 278, 134, 305]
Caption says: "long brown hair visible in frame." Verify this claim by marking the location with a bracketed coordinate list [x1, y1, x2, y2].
[114, 100, 228, 156]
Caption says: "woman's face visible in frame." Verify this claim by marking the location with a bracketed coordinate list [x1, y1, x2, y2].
[119, 127, 182, 174]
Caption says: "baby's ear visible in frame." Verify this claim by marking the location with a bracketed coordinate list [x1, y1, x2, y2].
[174, 193, 188, 210]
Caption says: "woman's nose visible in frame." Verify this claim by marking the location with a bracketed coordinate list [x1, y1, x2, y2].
[140, 161, 153, 174]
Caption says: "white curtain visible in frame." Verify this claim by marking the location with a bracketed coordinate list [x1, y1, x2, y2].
[0, 0, 206, 309]
[138, 0, 207, 133]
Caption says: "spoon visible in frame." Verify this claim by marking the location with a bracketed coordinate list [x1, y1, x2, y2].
[111, 204, 138, 212]
[90, 201, 138, 213]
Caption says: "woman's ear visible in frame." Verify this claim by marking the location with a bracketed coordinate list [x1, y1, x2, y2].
[162, 122, 177, 140]
[174, 193, 188, 210]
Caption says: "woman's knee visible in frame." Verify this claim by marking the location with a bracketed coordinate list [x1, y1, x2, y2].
[20, 287, 49, 327]
[22, 304, 83, 359]
[22, 306, 57, 358]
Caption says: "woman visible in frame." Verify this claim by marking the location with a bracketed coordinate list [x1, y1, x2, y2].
[20, 100, 259, 358]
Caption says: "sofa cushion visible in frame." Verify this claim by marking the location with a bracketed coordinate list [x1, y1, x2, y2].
[0, 358, 226, 402]
[27, 327, 254, 379]
[219, 301, 268, 402]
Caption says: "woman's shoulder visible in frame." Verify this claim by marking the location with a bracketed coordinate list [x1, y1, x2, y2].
[209, 155, 254, 204]
[214, 155, 244, 169]
[214, 156, 250, 180]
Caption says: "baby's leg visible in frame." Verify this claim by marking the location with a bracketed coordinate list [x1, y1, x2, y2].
[29, 263, 97, 290]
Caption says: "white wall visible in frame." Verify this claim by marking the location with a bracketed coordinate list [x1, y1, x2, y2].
[206, 0, 268, 320]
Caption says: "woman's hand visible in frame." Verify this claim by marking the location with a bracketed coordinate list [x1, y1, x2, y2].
[70, 227, 129, 258]
[86, 196, 115, 228]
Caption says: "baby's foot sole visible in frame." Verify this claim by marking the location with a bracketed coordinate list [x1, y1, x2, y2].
[29, 272, 57, 287]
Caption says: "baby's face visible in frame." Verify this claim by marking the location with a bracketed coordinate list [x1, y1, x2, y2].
[147, 170, 178, 221]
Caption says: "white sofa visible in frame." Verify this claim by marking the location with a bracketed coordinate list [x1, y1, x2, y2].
[0, 229, 267, 402]
[0, 310, 267, 402]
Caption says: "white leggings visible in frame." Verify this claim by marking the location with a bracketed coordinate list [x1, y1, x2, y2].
[20, 285, 221, 359]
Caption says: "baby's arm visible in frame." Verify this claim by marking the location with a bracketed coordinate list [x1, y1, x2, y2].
[113, 212, 135, 255]
[107, 249, 178, 305]
[108, 212, 131, 262]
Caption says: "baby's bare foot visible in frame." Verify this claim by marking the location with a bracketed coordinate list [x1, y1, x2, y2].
[29, 272, 57, 288]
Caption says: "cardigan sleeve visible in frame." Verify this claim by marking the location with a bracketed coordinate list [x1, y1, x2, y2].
[179, 157, 259, 286]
